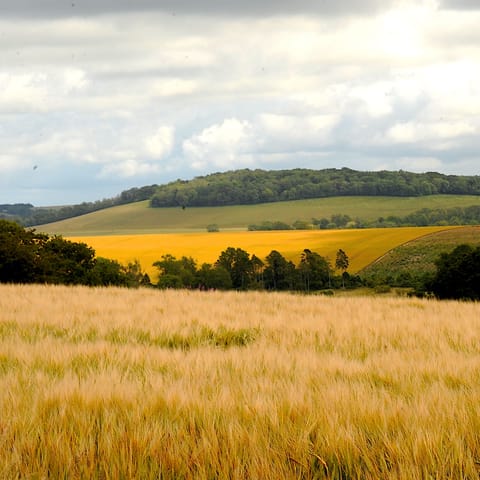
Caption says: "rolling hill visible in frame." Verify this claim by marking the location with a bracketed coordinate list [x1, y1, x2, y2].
[37, 194, 480, 236]
[359, 225, 480, 287]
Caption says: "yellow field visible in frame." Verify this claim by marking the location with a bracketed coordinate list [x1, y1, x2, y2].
[69, 226, 455, 280]
[1, 284, 480, 478]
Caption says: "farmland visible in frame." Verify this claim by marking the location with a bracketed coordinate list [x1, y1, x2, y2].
[37, 194, 480, 235]
[1, 284, 480, 478]
[68, 226, 456, 280]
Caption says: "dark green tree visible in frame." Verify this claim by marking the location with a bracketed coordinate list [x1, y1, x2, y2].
[215, 247, 255, 289]
[428, 244, 480, 300]
[264, 250, 296, 290]
[298, 249, 331, 292]
[196, 263, 232, 290]
[153, 254, 198, 288]
[335, 249, 350, 288]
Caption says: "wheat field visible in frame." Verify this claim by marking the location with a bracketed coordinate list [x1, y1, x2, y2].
[1, 284, 480, 479]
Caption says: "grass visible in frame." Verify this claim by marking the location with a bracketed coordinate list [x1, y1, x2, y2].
[36, 194, 480, 235]
[1, 284, 480, 478]
[360, 225, 480, 284]
[67, 226, 456, 280]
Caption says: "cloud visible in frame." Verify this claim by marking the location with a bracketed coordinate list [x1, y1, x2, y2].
[144, 126, 175, 158]
[183, 118, 254, 169]
[3, 0, 395, 19]
[98, 159, 163, 178]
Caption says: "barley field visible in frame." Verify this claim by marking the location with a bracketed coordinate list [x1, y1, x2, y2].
[1, 284, 480, 479]
[68, 226, 454, 280]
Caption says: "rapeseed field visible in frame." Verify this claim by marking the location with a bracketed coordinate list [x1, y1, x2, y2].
[69, 226, 455, 279]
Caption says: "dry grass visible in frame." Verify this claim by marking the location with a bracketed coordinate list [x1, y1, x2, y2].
[68, 226, 454, 280]
[1, 284, 480, 479]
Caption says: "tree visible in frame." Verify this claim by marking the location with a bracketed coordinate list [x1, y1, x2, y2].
[39, 236, 96, 284]
[153, 254, 198, 288]
[264, 250, 296, 290]
[298, 249, 331, 292]
[335, 249, 349, 288]
[196, 263, 232, 290]
[215, 247, 255, 289]
[0, 220, 42, 283]
[428, 244, 480, 300]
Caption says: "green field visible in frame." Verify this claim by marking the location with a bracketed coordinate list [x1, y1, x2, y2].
[360, 225, 480, 285]
[37, 195, 480, 236]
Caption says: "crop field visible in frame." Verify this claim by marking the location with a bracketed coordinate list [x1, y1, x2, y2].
[361, 226, 480, 282]
[1, 284, 480, 479]
[69, 226, 455, 280]
[37, 194, 480, 235]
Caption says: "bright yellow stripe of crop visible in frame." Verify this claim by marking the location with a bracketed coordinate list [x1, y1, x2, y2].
[69, 226, 455, 281]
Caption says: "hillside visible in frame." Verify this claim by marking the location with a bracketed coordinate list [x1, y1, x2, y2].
[360, 226, 480, 287]
[37, 195, 480, 236]
[3, 168, 480, 226]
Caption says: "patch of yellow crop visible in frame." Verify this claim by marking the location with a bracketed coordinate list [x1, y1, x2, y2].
[69, 226, 454, 281]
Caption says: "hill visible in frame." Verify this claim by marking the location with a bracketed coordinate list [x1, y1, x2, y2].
[37, 195, 480, 236]
[150, 168, 480, 207]
[3, 168, 480, 226]
[359, 226, 480, 288]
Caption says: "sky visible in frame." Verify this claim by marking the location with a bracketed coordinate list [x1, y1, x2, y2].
[1, 0, 479, 206]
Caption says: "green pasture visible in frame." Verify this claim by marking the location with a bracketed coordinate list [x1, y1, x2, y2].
[38, 195, 480, 236]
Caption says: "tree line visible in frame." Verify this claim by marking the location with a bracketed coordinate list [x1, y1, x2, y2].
[150, 168, 480, 208]
[2, 219, 478, 300]
[0, 220, 149, 287]
[248, 205, 480, 231]
[153, 247, 355, 292]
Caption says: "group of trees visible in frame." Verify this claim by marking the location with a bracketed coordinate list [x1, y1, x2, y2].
[426, 244, 480, 300]
[1, 185, 158, 227]
[0, 220, 149, 287]
[153, 247, 356, 292]
[248, 206, 480, 232]
[150, 168, 480, 208]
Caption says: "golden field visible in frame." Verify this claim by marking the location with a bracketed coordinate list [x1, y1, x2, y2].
[69, 226, 455, 280]
[1, 284, 480, 479]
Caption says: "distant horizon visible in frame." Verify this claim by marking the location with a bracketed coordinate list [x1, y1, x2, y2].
[2, 166, 479, 208]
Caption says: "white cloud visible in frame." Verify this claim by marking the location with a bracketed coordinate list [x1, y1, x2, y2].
[0, 73, 48, 112]
[183, 118, 254, 169]
[387, 121, 476, 143]
[63, 68, 89, 91]
[99, 159, 162, 178]
[144, 126, 175, 158]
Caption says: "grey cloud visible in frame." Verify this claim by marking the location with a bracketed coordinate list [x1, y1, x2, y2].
[440, 0, 480, 9]
[1, 0, 390, 19]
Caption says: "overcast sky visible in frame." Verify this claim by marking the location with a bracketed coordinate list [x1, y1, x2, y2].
[1, 0, 479, 205]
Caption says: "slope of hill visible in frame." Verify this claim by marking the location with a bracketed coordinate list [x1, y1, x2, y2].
[37, 195, 480, 236]
[359, 226, 480, 287]
[4, 167, 480, 226]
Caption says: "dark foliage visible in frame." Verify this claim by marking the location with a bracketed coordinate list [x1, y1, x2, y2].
[152, 247, 349, 293]
[427, 244, 480, 300]
[150, 168, 480, 208]
[0, 219, 148, 287]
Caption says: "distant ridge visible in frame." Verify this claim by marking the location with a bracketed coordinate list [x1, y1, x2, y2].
[2, 168, 480, 226]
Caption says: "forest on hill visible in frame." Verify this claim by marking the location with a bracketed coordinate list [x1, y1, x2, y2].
[2, 168, 480, 226]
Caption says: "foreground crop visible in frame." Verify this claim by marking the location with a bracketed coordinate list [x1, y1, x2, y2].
[1, 285, 480, 479]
